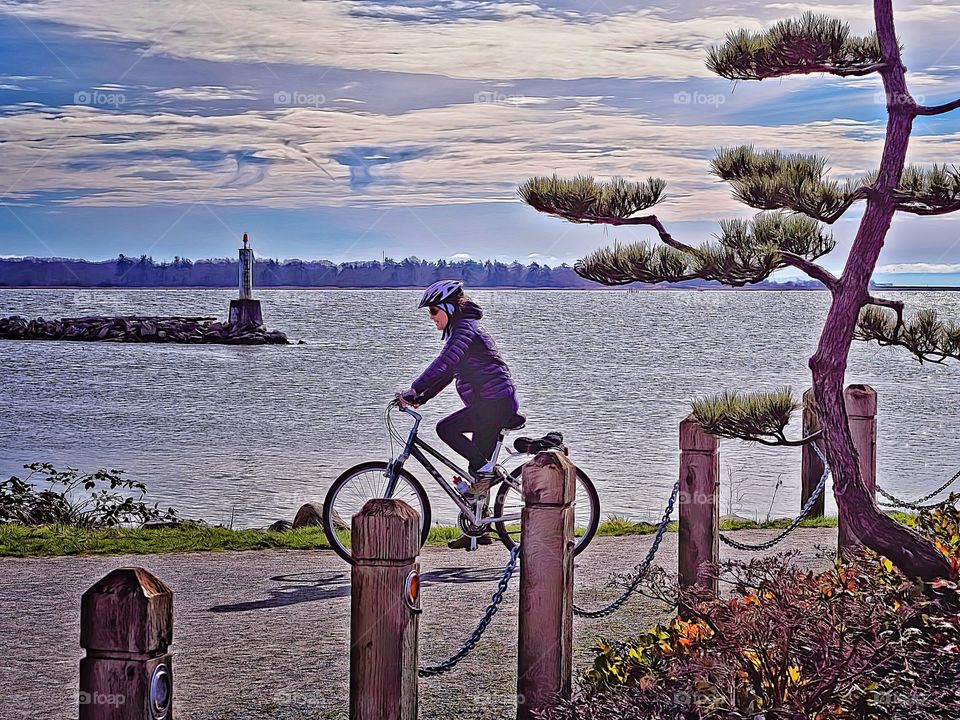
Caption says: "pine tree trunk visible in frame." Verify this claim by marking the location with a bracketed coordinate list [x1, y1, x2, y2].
[808, 0, 952, 582]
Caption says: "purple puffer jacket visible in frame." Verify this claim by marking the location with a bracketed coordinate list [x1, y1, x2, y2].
[408, 300, 518, 406]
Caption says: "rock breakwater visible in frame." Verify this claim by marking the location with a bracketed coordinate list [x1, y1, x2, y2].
[0, 315, 290, 345]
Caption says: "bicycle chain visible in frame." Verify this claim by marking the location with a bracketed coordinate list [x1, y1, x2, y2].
[573, 480, 680, 619]
[418, 544, 520, 677]
[877, 467, 960, 511]
[718, 441, 830, 553]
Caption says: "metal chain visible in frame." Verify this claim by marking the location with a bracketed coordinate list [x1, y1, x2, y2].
[877, 467, 960, 511]
[718, 441, 831, 552]
[573, 480, 680, 619]
[418, 544, 520, 677]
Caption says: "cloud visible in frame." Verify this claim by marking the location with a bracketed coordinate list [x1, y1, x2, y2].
[3, 97, 959, 223]
[449, 252, 472, 260]
[155, 86, 258, 101]
[877, 263, 960, 274]
[1, 0, 761, 80]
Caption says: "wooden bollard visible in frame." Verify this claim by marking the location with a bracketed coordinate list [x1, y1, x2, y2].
[350, 499, 420, 720]
[517, 450, 575, 720]
[678, 416, 719, 598]
[79, 567, 173, 720]
[800, 388, 826, 518]
[838, 384, 878, 556]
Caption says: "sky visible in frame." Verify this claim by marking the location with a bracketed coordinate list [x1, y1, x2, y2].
[1, 0, 959, 280]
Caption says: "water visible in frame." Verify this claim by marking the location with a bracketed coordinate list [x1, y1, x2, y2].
[2, 288, 959, 528]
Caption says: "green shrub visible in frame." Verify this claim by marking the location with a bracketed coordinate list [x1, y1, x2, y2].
[0, 462, 178, 529]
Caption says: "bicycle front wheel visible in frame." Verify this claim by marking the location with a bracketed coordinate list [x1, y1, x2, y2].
[322, 461, 432, 564]
[492, 463, 600, 556]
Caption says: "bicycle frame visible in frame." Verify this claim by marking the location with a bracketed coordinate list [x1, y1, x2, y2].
[385, 403, 523, 529]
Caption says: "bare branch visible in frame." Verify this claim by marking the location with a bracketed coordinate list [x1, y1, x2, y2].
[895, 199, 960, 216]
[914, 98, 960, 116]
[866, 294, 905, 340]
[780, 252, 838, 289]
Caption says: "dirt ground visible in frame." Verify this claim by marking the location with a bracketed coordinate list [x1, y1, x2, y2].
[0, 527, 837, 720]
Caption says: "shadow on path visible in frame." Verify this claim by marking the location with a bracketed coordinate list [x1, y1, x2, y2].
[209, 564, 508, 613]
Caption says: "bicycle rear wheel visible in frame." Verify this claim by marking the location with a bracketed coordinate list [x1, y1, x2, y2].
[492, 463, 600, 556]
[322, 461, 432, 564]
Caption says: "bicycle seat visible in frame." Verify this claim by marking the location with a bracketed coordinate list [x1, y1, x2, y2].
[500, 413, 527, 432]
[514, 431, 564, 454]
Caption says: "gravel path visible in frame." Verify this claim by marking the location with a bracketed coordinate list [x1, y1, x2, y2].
[0, 528, 837, 720]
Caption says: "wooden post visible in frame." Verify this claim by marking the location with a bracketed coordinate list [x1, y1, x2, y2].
[350, 499, 420, 720]
[79, 567, 173, 720]
[800, 388, 827, 518]
[678, 416, 719, 600]
[517, 450, 575, 720]
[838, 384, 878, 556]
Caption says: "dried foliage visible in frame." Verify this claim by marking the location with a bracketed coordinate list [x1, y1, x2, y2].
[691, 388, 801, 445]
[548, 551, 960, 719]
[518, 175, 666, 223]
[544, 497, 960, 720]
[712, 145, 867, 222]
[857, 305, 960, 364]
[707, 11, 883, 80]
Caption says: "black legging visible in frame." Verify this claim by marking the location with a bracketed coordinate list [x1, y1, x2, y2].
[436, 398, 522, 474]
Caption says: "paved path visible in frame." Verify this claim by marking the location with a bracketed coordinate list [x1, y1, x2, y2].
[0, 529, 837, 720]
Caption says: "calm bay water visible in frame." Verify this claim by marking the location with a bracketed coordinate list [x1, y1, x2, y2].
[1, 288, 959, 528]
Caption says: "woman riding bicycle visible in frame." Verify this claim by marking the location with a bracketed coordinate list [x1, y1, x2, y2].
[400, 280, 525, 496]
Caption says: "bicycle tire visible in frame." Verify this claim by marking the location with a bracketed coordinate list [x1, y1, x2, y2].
[492, 463, 600, 556]
[322, 461, 432, 564]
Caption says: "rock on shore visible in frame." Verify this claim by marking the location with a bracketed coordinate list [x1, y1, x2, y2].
[0, 314, 290, 345]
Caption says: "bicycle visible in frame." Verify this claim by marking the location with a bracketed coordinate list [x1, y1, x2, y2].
[321, 397, 601, 564]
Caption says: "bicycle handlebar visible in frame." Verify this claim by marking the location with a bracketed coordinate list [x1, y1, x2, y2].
[389, 396, 423, 423]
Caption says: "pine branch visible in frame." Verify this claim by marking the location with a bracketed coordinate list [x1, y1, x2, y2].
[573, 211, 834, 287]
[892, 164, 960, 216]
[575, 241, 698, 285]
[915, 98, 960, 116]
[710, 212, 836, 285]
[712, 146, 869, 223]
[856, 305, 960, 364]
[691, 388, 805, 445]
[518, 175, 666, 224]
[707, 12, 883, 81]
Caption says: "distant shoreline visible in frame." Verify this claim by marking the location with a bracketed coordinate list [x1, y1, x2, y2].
[0, 285, 956, 291]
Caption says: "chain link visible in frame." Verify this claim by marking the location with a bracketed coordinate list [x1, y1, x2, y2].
[877, 467, 960, 511]
[719, 441, 831, 553]
[573, 480, 680, 619]
[418, 544, 520, 677]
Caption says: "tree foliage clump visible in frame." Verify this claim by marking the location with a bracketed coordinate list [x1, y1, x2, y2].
[691, 388, 801, 446]
[706, 11, 883, 80]
[857, 306, 960, 364]
[519, 175, 666, 224]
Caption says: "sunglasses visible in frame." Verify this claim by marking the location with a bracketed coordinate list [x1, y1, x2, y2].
[428, 307, 442, 317]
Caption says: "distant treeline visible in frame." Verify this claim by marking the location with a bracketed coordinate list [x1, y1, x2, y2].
[0, 255, 820, 289]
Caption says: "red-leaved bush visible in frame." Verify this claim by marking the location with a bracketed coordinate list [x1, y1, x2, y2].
[547, 502, 960, 719]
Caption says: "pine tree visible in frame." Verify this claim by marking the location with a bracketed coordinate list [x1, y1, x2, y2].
[519, 3, 960, 582]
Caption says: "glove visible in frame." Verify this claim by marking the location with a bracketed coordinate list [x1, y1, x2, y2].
[399, 388, 422, 407]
